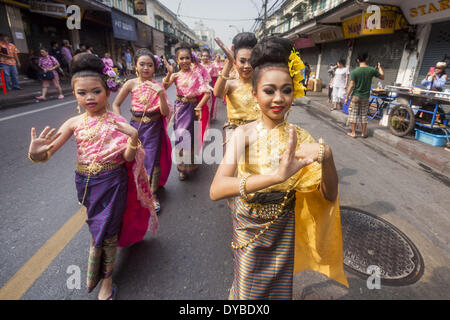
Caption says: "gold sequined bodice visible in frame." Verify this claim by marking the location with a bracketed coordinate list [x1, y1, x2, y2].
[238, 122, 322, 193]
[226, 81, 260, 121]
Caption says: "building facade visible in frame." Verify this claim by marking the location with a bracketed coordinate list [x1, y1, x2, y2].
[256, 0, 450, 90]
[193, 20, 216, 51]
[0, 0, 199, 74]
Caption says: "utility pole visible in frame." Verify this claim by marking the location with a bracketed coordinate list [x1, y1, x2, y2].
[263, 0, 268, 37]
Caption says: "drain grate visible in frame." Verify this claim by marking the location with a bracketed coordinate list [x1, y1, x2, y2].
[340, 206, 424, 286]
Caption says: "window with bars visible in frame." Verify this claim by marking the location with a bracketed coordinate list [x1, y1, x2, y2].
[127, 0, 133, 14]
[116, 0, 123, 10]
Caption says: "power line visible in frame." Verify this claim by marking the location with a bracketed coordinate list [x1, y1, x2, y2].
[176, 14, 258, 22]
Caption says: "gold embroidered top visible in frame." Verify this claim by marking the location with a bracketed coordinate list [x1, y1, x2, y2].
[238, 121, 321, 193]
[237, 121, 349, 288]
[226, 81, 261, 121]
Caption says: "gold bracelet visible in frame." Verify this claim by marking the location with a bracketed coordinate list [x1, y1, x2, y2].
[28, 151, 50, 163]
[317, 138, 325, 164]
[239, 173, 252, 201]
[127, 137, 142, 150]
[219, 71, 233, 81]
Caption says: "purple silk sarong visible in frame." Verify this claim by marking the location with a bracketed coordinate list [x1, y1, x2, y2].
[173, 100, 197, 158]
[75, 166, 128, 248]
[131, 115, 162, 172]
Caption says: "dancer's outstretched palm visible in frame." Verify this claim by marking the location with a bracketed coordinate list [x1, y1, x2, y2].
[29, 126, 61, 155]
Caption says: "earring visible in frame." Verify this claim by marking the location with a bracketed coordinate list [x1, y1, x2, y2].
[135, 68, 139, 77]
[284, 109, 291, 122]
[105, 101, 111, 111]
[77, 105, 81, 114]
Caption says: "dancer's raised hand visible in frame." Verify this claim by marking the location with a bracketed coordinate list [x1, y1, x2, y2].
[29, 126, 61, 156]
[274, 125, 313, 183]
[163, 56, 174, 74]
[214, 37, 234, 64]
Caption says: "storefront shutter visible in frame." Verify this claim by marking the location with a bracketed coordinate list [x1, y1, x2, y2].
[298, 46, 320, 76]
[418, 21, 450, 90]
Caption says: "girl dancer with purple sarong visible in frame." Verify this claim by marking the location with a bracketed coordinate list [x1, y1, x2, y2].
[162, 43, 211, 181]
[28, 53, 157, 300]
[113, 48, 172, 214]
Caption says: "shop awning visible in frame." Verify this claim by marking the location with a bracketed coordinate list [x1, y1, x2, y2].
[111, 9, 137, 41]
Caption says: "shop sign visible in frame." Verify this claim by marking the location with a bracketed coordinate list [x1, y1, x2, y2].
[294, 36, 315, 49]
[29, 1, 66, 17]
[342, 15, 363, 39]
[342, 8, 407, 39]
[111, 9, 137, 41]
[312, 27, 345, 43]
[402, 0, 450, 24]
[134, 0, 147, 15]
[361, 10, 396, 35]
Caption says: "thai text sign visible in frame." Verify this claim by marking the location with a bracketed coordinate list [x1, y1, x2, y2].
[29, 1, 66, 17]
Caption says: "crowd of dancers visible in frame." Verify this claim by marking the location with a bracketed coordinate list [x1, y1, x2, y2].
[28, 31, 348, 300]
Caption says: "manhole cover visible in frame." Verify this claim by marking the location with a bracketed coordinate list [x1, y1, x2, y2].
[340, 206, 424, 286]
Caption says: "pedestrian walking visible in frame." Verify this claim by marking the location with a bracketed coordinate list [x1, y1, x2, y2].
[28, 53, 157, 300]
[124, 48, 133, 77]
[201, 48, 219, 121]
[61, 40, 73, 74]
[0, 33, 21, 91]
[50, 41, 67, 78]
[331, 59, 349, 111]
[101, 52, 114, 70]
[74, 43, 87, 56]
[210, 36, 348, 300]
[36, 48, 64, 101]
[327, 63, 335, 104]
[113, 48, 172, 214]
[345, 53, 384, 138]
[162, 43, 211, 181]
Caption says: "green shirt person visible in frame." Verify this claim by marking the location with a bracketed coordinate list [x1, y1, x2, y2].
[345, 53, 384, 138]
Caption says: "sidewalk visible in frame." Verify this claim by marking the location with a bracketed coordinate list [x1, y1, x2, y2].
[0, 75, 73, 109]
[294, 90, 450, 177]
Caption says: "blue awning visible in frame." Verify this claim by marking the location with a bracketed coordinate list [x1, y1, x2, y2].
[111, 9, 137, 41]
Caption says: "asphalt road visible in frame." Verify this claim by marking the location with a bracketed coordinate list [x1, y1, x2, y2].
[0, 87, 449, 300]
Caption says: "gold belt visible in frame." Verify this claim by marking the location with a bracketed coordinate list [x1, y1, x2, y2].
[132, 113, 161, 123]
[76, 162, 124, 175]
[176, 96, 198, 103]
[246, 193, 296, 220]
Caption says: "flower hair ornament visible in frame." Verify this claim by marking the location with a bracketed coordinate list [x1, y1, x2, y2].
[288, 49, 306, 98]
[103, 65, 125, 92]
[154, 55, 162, 68]
[191, 51, 199, 64]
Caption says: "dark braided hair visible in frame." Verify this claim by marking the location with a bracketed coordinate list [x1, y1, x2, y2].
[249, 37, 293, 89]
[70, 52, 107, 89]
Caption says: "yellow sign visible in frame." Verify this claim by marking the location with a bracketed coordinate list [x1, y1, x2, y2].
[342, 7, 407, 39]
[342, 15, 362, 39]
[361, 10, 396, 35]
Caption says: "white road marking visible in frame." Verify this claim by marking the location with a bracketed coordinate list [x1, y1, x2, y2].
[0, 99, 76, 122]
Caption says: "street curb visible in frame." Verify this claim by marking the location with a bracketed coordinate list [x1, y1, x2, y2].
[0, 85, 74, 109]
[297, 97, 450, 177]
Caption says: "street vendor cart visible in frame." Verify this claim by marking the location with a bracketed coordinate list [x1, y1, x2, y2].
[383, 86, 450, 145]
